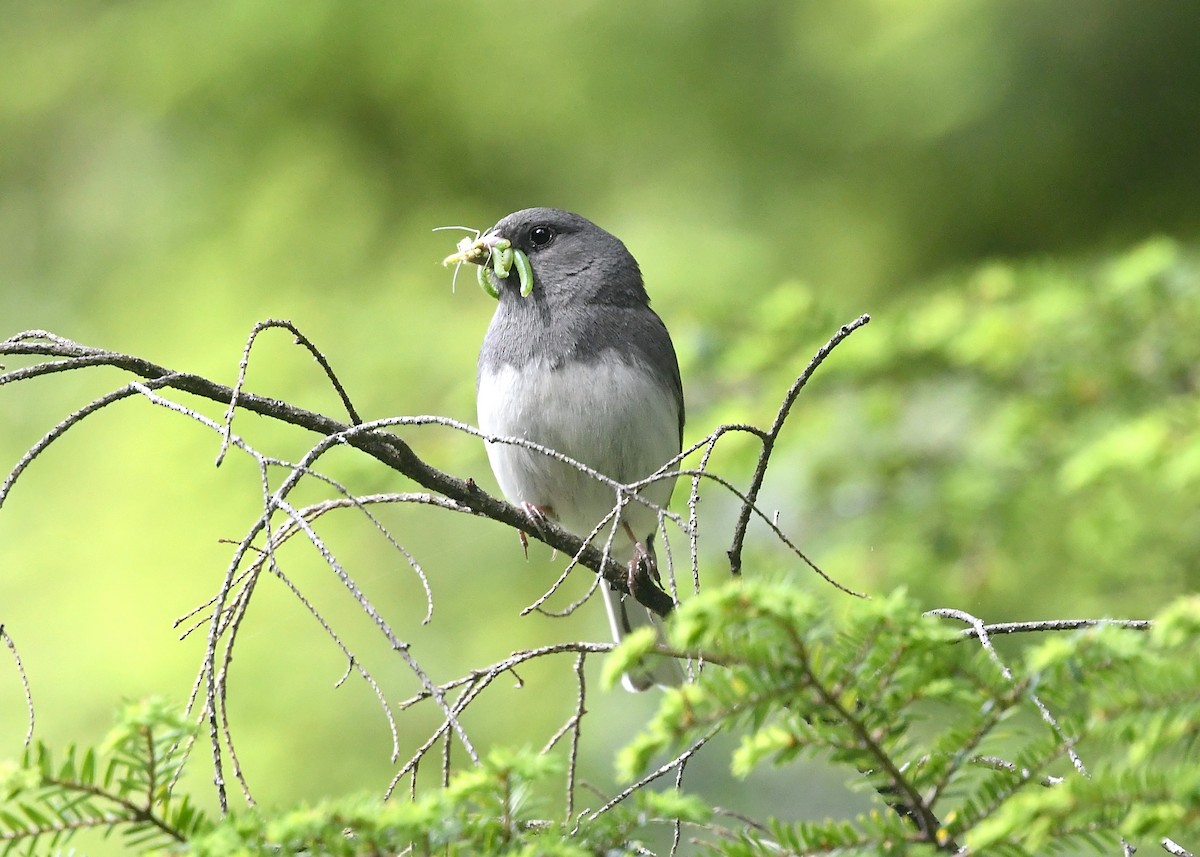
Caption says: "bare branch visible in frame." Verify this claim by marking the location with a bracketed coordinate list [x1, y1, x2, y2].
[0, 332, 676, 615]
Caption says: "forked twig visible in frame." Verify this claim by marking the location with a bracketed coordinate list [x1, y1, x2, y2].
[727, 314, 871, 575]
[217, 318, 364, 466]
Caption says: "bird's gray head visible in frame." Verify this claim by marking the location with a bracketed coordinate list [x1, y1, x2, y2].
[480, 208, 649, 309]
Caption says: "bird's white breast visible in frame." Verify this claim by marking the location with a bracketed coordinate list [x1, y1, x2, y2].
[477, 356, 680, 544]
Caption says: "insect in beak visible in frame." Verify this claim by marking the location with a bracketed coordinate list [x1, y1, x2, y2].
[439, 230, 534, 300]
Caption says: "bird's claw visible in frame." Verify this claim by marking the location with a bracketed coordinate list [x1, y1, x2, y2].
[517, 502, 554, 559]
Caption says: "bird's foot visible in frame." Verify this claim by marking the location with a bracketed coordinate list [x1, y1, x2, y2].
[517, 502, 554, 559]
[623, 524, 658, 597]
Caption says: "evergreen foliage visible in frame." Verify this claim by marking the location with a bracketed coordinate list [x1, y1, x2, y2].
[0, 698, 207, 855]
[3, 587, 1197, 854]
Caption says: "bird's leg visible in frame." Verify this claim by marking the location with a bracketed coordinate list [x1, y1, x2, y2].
[518, 502, 555, 559]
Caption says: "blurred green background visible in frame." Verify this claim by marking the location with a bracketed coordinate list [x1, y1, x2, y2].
[3, 0, 1199, 850]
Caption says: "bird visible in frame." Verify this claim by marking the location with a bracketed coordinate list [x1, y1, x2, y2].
[450, 207, 685, 691]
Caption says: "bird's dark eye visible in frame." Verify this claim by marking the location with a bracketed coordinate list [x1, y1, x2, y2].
[528, 225, 555, 248]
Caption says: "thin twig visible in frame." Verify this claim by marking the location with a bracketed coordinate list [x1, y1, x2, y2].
[582, 728, 718, 824]
[217, 319, 363, 467]
[1, 625, 35, 747]
[727, 314, 871, 576]
[972, 755, 1064, 788]
[396, 642, 616, 711]
[928, 608, 1088, 777]
[566, 653, 586, 820]
[954, 617, 1152, 637]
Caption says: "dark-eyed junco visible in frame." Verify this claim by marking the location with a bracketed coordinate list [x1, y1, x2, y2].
[446, 207, 684, 691]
